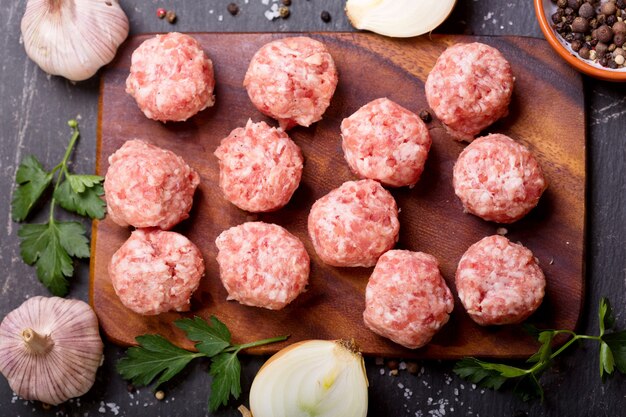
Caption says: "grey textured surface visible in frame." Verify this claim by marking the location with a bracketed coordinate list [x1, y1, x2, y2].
[0, 1, 625, 416]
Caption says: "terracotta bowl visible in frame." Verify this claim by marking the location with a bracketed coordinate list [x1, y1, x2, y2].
[534, 0, 626, 81]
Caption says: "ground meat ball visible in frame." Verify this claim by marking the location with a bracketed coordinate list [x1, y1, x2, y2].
[425, 42, 514, 142]
[109, 229, 204, 315]
[456, 235, 545, 326]
[104, 140, 200, 230]
[214, 120, 304, 212]
[363, 250, 454, 349]
[453, 134, 547, 224]
[243, 36, 338, 130]
[308, 179, 400, 267]
[126, 32, 215, 122]
[215, 222, 310, 310]
[341, 98, 431, 187]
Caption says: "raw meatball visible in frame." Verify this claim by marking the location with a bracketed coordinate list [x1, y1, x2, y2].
[456, 235, 545, 326]
[341, 98, 431, 187]
[425, 42, 514, 141]
[126, 32, 215, 122]
[104, 139, 200, 230]
[244, 36, 338, 130]
[308, 179, 400, 267]
[214, 120, 304, 212]
[453, 134, 547, 224]
[216, 222, 310, 310]
[109, 229, 204, 315]
[363, 250, 454, 349]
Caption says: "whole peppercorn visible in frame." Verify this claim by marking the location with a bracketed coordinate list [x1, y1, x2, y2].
[279, 6, 290, 18]
[567, 0, 581, 8]
[613, 21, 626, 34]
[615, 54, 625, 65]
[589, 17, 599, 29]
[552, 10, 564, 24]
[574, 32, 585, 40]
[579, 45, 591, 59]
[156, 8, 167, 19]
[596, 41, 609, 56]
[578, 2, 595, 18]
[227, 3, 239, 15]
[565, 14, 576, 24]
[565, 32, 575, 42]
[615, 32, 626, 46]
[557, 0, 568, 8]
[282, 0, 291, 5]
[571, 39, 583, 51]
[599, 56, 609, 66]
[165, 10, 177, 23]
[601, 1, 617, 15]
[608, 58, 619, 68]
[615, 47, 625, 56]
[572, 17, 589, 32]
[565, 6, 575, 15]
[597, 13, 606, 25]
[321, 10, 331, 22]
[597, 24, 614, 43]
[618, 0, 626, 8]
[607, 14, 617, 26]
[419, 110, 432, 123]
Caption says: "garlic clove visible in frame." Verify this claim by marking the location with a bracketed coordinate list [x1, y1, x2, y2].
[0, 296, 104, 405]
[345, 0, 457, 38]
[21, 0, 129, 81]
[250, 340, 368, 417]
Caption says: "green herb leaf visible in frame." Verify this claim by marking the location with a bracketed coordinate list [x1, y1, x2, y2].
[512, 374, 544, 402]
[453, 358, 509, 390]
[11, 155, 53, 221]
[602, 330, 626, 374]
[117, 335, 204, 388]
[208, 352, 241, 412]
[17, 220, 88, 296]
[67, 174, 104, 193]
[599, 298, 615, 336]
[527, 331, 555, 364]
[175, 316, 231, 357]
[599, 341, 615, 380]
[54, 179, 106, 219]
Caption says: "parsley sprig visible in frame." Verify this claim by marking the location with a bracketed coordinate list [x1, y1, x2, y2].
[454, 298, 626, 401]
[11, 120, 105, 296]
[117, 316, 288, 412]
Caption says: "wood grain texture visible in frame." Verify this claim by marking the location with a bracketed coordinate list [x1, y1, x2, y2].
[91, 33, 585, 359]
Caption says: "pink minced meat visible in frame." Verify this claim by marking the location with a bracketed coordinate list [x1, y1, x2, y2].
[341, 98, 431, 188]
[104, 139, 200, 230]
[214, 120, 304, 212]
[126, 32, 215, 122]
[456, 235, 546, 326]
[243, 36, 338, 130]
[215, 222, 310, 310]
[425, 42, 514, 142]
[109, 229, 204, 315]
[363, 250, 454, 349]
[453, 133, 547, 224]
[308, 179, 400, 267]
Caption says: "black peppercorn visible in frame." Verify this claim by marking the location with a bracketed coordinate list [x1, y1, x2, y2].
[571, 39, 583, 51]
[613, 21, 626, 34]
[601, 1, 617, 15]
[597, 24, 614, 43]
[281, 0, 291, 5]
[165, 10, 176, 23]
[565, 6, 575, 15]
[419, 110, 432, 123]
[565, 14, 576, 24]
[567, 0, 581, 8]
[552, 10, 564, 24]
[579, 45, 591, 59]
[590, 17, 599, 29]
[596, 41, 609, 56]
[618, 0, 626, 8]
[578, 2, 595, 18]
[608, 58, 619, 68]
[615, 32, 626, 46]
[565, 32, 575, 42]
[557, 0, 568, 7]
[590, 38, 599, 46]
[572, 16, 589, 32]
[279, 6, 290, 18]
[321, 10, 331, 23]
[227, 3, 239, 15]
[599, 56, 609, 66]
[573, 32, 585, 40]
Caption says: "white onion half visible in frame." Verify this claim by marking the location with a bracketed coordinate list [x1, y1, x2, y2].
[249, 340, 368, 417]
[346, 0, 457, 38]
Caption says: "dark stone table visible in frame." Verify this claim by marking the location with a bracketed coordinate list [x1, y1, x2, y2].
[1, 1, 624, 416]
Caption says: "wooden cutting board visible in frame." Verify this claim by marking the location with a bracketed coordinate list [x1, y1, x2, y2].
[91, 33, 585, 359]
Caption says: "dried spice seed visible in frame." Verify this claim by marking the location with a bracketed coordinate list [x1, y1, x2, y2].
[227, 3, 239, 15]
[608, 58, 619, 68]
[596, 41, 609, 56]
[281, 0, 291, 5]
[567, 0, 581, 9]
[321, 10, 331, 23]
[607, 14, 617, 26]
[579, 45, 591, 59]
[407, 362, 420, 374]
[597, 24, 614, 43]
[419, 110, 432, 123]
[579, 2, 594, 18]
[571, 39, 583, 51]
[166, 10, 176, 23]
[155, 390, 165, 401]
[601, 1, 617, 16]
[387, 360, 399, 370]
[557, 0, 567, 8]
[572, 17, 589, 32]
[279, 6, 290, 18]
[615, 32, 626, 46]
[613, 21, 626, 34]
[615, 54, 625, 65]
[552, 10, 564, 24]
[156, 8, 166, 19]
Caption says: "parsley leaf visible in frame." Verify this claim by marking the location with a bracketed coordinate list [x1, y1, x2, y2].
[117, 335, 204, 387]
[11, 155, 53, 221]
[209, 352, 242, 412]
[527, 331, 555, 364]
[17, 220, 89, 296]
[67, 174, 104, 193]
[54, 178, 106, 219]
[600, 341, 615, 380]
[117, 316, 288, 412]
[453, 358, 509, 390]
[603, 330, 626, 374]
[599, 297, 615, 336]
[175, 316, 231, 357]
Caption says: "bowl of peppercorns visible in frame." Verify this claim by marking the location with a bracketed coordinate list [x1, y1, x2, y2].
[535, 0, 626, 81]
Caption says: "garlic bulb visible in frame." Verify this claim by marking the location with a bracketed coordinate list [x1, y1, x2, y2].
[346, 0, 457, 38]
[0, 296, 104, 405]
[21, 0, 129, 81]
[249, 340, 368, 417]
